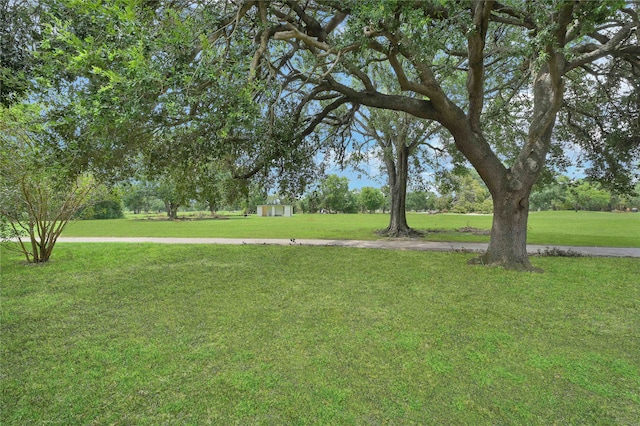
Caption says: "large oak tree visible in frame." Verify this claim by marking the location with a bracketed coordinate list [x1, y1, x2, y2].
[223, 0, 639, 270]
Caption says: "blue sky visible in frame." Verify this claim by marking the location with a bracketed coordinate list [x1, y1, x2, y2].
[327, 164, 384, 190]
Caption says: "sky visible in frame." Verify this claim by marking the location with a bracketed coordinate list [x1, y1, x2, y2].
[326, 163, 384, 190]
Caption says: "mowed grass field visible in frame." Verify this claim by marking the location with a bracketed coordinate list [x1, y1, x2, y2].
[62, 210, 640, 247]
[2, 244, 639, 424]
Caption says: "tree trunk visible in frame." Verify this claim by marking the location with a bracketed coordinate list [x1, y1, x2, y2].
[469, 190, 542, 272]
[166, 201, 179, 220]
[386, 179, 412, 236]
[462, 61, 563, 272]
[381, 144, 416, 237]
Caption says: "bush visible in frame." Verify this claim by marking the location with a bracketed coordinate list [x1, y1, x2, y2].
[90, 200, 124, 219]
[75, 184, 126, 220]
[1, 104, 96, 263]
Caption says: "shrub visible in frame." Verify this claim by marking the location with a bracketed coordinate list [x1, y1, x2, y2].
[83, 200, 124, 219]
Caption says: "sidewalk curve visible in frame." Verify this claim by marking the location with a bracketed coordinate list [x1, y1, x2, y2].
[56, 237, 640, 258]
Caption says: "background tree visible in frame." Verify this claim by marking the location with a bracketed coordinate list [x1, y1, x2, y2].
[529, 176, 625, 212]
[344, 191, 360, 214]
[299, 190, 322, 214]
[359, 186, 385, 213]
[406, 191, 437, 212]
[152, 171, 191, 220]
[566, 181, 612, 212]
[529, 177, 568, 211]
[448, 170, 493, 214]
[77, 185, 124, 220]
[353, 108, 444, 235]
[318, 174, 352, 213]
[194, 163, 228, 216]
[122, 181, 156, 214]
[613, 182, 640, 211]
[240, 184, 268, 215]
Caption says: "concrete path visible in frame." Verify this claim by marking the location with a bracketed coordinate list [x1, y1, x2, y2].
[56, 237, 640, 258]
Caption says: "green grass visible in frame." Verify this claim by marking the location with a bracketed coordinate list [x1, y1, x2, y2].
[62, 211, 640, 247]
[2, 244, 639, 424]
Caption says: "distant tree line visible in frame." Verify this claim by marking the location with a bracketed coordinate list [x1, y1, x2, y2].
[530, 177, 640, 212]
[117, 179, 268, 218]
[83, 171, 639, 219]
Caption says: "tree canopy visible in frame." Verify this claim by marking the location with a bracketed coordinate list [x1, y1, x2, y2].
[32, 0, 323, 196]
[0, 0, 43, 106]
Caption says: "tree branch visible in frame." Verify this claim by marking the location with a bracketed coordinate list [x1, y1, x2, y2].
[467, 1, 493, 133]
[491, 2, 535, 29]
[300, 95, 351, 139]
[324, 77, 440, 121]
[565, 22, 636, 73]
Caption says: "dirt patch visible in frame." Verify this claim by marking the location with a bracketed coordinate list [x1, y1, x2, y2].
[533, 247, 583, 257]
[375, 228, 426, 239]
[134, 215, 231, 221]
[456, 227, 491, 235]
[423, 227, 491, 236]
[376, 227, 491, 239]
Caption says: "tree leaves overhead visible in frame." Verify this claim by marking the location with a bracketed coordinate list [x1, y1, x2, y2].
[0, 0, 45, 106]
[559, 55, 639, 194]
[29, 0, 638, 195]
[32, 0, 321, 195]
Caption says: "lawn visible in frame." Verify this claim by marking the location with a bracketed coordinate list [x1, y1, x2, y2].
[2, 244, 639, 424]
[62, 210, 640, 247]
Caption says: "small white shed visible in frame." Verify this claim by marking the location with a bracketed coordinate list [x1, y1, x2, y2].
[257, 205, 293, 217]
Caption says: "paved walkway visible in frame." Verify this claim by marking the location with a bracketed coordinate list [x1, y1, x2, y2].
[56, 237, 640, 258]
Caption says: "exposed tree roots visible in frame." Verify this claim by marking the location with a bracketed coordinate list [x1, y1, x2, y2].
[468, 253, 544, 273]
[376, 227, 424, 238]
